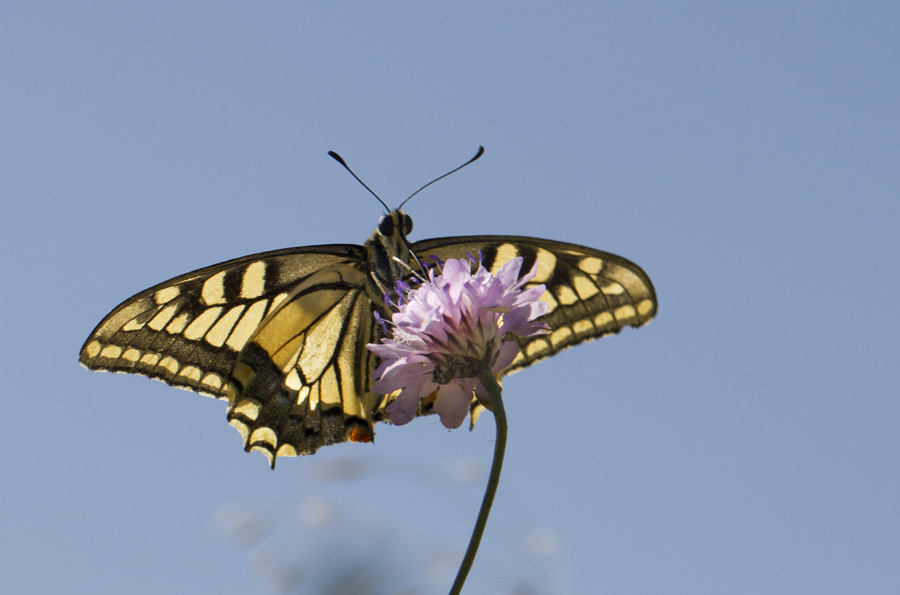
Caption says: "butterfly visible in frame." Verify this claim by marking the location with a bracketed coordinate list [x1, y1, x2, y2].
[80, 148, 657, 467]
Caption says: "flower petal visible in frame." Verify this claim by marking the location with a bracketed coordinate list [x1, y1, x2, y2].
[493, 341, 520, 372]
[433, 381, 471, 429]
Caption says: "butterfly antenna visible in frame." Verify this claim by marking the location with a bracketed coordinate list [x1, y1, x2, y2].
[398, 145, 484, 210]
[328, 150, 391, 213]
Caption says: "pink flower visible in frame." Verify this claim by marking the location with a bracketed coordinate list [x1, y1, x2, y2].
[367, 257, 549, 429]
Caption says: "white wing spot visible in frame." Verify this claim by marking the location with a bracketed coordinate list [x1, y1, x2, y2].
[240, 261, 267, 299]
[202, 271, 227, 306]
[155, 286, 181, 305]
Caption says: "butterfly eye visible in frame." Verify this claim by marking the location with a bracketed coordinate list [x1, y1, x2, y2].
[402, 214, 413, 235]
[377, 215, 394, 236]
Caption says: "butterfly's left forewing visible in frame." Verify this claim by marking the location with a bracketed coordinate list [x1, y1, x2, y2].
[79, 246, 375, 453]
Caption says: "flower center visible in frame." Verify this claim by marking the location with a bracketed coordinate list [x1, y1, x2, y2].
[431, 337, 498, 384]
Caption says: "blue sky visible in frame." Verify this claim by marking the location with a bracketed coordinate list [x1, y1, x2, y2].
[3, 2, 899, 594]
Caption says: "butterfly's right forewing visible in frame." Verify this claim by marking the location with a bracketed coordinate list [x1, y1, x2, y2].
[411, 236, 658, 374]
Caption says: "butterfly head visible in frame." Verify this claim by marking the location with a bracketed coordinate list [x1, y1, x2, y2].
[377, 210, 413, 239]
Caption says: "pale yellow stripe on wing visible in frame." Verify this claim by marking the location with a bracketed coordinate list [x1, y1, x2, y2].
[147, 303, 179, 331]
[539, 291, 559, 314]
[84, 340, 101, 359]
[550, 326, 573, 347]
[252, 289, 343, 372]
[99, 345, 122, 360]
[240, 261, 267, 299]
[614, 304, 637, 322]
[154, 286, 181, 305]
[637, 299, 655, 316]
[531, 248, 557, 283]
[490, 244, 520, 274]
[177, 365, 202, 383]
[578, 256, 604, 276]
[572, 275, 599, 300]
[227, 300, 268, 351]
[555, 285, 579, 306]
[319, 367, 341, 408]
[200, 373, 224, 392]
[249, 427, 277, 448]
[139, 352, 160, 367]
[121, 348, 141, 363]
[201, 271, 227, 306]
[183, 307, 223, 340]
[205, 305, 246, 347]
[165, 312, 191, 334]
[600, 281, 625, 296]
[232, 399, 261, 421]
[293, 294, 350, 377]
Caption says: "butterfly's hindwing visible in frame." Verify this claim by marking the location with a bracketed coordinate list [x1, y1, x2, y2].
[224, 264, 386, 461]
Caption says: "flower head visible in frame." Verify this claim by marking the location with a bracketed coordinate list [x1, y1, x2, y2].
[367, 256, 549, 429]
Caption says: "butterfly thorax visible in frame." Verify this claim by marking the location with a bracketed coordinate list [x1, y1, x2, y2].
[363, 209, 416, 319]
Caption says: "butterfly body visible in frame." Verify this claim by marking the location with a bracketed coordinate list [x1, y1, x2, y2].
[81, 209, 656, 467]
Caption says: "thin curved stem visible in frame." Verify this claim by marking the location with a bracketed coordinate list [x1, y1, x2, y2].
[448, 370, 508, 595]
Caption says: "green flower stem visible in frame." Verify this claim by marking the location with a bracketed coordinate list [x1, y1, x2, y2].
[449, 369, 508, 595]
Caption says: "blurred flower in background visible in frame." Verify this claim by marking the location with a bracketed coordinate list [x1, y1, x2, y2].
[215, 454, 570, 594]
